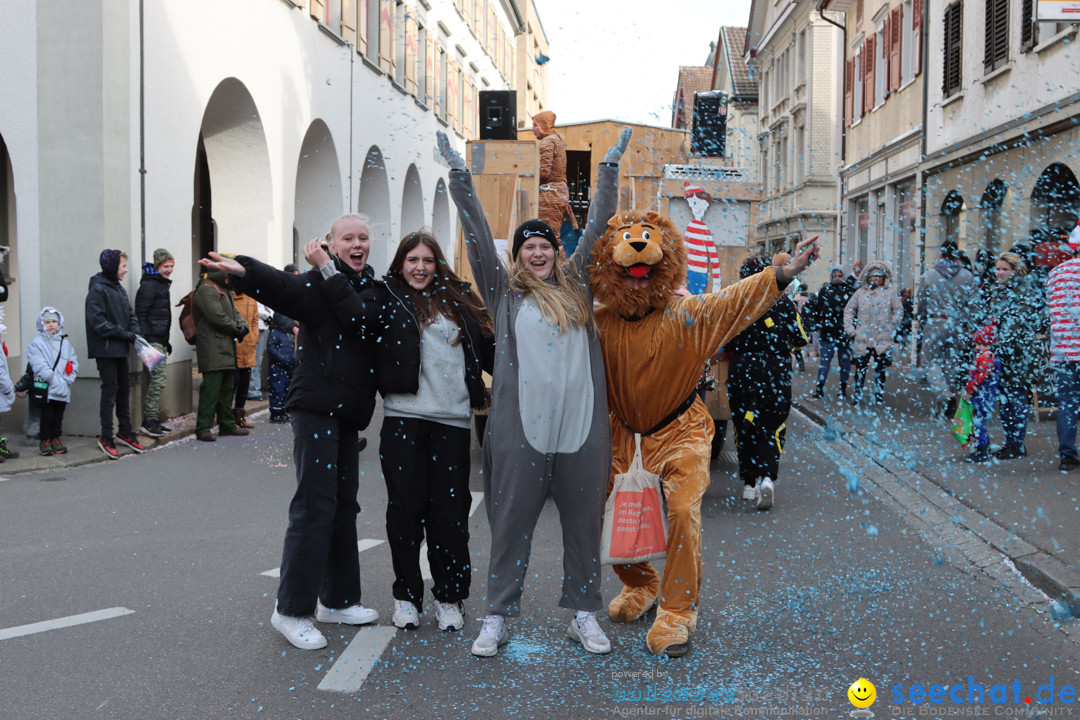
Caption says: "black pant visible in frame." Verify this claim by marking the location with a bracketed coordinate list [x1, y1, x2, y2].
[277, 409, 364, 617]
[379, 417, 472, 610]
[39, 400, 67, 441]
[234, 367, 251, 410]
[730, 392, 790, 485]
[854, 348, 891, 400]
[95, 357, 132, 440]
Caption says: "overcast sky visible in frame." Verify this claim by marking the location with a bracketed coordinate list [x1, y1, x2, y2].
[534, 0, 754, 127]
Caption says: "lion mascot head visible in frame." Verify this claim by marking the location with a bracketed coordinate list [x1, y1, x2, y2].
[590, 210, 687, 319]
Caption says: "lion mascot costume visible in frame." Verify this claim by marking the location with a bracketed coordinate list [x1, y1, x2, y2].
[591, 210, 803, 657]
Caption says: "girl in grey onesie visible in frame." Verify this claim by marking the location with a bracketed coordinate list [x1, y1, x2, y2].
[438, 128, 631, 657]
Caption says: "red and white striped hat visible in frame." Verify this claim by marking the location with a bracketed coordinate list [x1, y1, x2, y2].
[684, 181, 709, 199]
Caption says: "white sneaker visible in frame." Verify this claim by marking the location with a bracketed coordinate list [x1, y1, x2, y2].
[392, 600, 420, 629]
[434, 600, 465, 631]
[471, 614, 508, 657]
[271, 606, 327, 650]
[757, 477, 775, 511]
[742, 484, 758, 501]
[316, 600, 379, 625]
[568, 611, 611, 654]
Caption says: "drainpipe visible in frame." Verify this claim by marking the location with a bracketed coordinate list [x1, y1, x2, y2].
[138, 0, 146, 262]
[818, 0, 846, 264]
[918, 0, 929, 280]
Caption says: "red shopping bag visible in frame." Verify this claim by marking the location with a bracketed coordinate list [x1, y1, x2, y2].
[600, 434, 668, 565]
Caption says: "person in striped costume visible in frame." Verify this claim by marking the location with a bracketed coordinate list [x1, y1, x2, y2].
[1049, 221, 1080, 472]
[683, 182, 721, 294]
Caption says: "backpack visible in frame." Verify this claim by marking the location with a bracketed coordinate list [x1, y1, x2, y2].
[176, 280, 224, 345]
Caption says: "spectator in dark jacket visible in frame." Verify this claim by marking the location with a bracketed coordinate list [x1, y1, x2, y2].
[200, 214, 382, 652]
[728, 256, 809, 511]
[266, 311, 297, 423]
[805, 266, 855, 398]
[192, 267, 248, 442]
[85, 250, 146, 460]
[135, 248, 174, 438]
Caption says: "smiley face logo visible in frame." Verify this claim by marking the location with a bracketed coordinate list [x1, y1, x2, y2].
[848, 678, 877, 709]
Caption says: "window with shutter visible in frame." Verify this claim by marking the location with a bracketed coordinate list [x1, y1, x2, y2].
[1021, 0, 1036, 52]
[890, 6, 903, 90]
[984, 0, 1009, 73]
[943, 1, 962, 97]
[913, 0, 923, 76]
[845, 57, 855, 127]
[863, 35, 876, 114]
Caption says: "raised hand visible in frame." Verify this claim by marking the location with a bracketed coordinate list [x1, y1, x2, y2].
[603, 127, 633, 164]
[198, 251, 246, 277]
[777, 236, 821, 283]
[437, 131, 467, 172]
[303, 238, 332, 269]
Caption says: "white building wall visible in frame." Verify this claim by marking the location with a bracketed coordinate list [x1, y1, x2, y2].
[4, 0, 517, 434]
[925, 0, 1080, 156]
[0, 0, 41, 359]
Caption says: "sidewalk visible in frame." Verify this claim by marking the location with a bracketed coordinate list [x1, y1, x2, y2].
[791, 352, 1080, 612]
[0, 395, 269, 475]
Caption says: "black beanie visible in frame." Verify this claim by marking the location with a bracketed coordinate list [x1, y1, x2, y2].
[100, 249, 122, 281]
[512, 219, 559, 260]
[739, 256, 769, 279]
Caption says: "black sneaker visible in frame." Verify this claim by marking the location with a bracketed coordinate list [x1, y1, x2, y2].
[139, 421, 166, 438]
[993, 444, 1027, 460]
[1061, 455, 1080, 472]
[0, 437, 20, 460]
[965, 446, 992, 463]
[811, 385, 825, 399]
[269, 412, 289, 424]
[115, 433, 147, 454]
[158, 421, 173, 433]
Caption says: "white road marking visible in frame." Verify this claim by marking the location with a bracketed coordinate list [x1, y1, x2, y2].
[420, 492, 484, 581]
[0, 477, 10, 483]
[317, 626, 397, 693]
[0, 607, 135, 641]
[260, 539, 384, 578]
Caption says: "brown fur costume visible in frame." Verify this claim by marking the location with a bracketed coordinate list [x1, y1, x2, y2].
[591, 210, 785, 657]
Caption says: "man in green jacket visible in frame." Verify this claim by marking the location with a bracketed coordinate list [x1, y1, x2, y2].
[193, 267, 249, 441]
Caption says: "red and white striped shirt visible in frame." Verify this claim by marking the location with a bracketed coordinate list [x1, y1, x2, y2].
[1048, 257, 1080, 362]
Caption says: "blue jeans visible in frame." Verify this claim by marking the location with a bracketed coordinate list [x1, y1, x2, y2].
[818, 339, 852, 386]
[997, 384, 1030, 449]
[971, 387, 996, 449]
[1055, 363, 1080, 459]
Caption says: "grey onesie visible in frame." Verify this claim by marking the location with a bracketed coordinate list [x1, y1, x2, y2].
[449, 162, 619, 616]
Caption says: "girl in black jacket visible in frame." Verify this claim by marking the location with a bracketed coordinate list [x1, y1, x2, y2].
[373, 229, 494, 633]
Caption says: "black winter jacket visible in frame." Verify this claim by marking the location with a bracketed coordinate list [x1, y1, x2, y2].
[805, 281, 856, 343]
[85, 272, 140, 359]
[374, 275, 494, 411]
[236, 255, 380, 429]
[135, 266, 173, 348]
[727, 295, 808, 403]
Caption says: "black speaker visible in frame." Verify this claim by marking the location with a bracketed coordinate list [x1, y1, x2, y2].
[479, 90, 517, 140]
[691, 90, 728, 157]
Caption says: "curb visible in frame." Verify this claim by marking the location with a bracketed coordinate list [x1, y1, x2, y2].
[0, 401, 270, 477]
[793, 396, 1080, 616]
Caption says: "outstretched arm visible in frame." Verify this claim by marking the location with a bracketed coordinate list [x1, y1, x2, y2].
[439, 131, 505, 311]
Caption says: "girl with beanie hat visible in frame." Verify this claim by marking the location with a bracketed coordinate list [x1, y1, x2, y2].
[439, 127, 631, 658]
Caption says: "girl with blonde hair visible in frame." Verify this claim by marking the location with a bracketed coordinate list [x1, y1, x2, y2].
[438, 127, 631, 658]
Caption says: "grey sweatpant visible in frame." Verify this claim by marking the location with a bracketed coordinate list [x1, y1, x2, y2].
[482, 422, 610, 617]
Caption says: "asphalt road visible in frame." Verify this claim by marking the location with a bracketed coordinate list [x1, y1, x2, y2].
[2, 405, 1079, 720]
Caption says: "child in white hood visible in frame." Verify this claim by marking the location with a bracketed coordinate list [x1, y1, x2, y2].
[27, 307, 79, 455]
